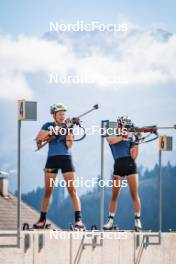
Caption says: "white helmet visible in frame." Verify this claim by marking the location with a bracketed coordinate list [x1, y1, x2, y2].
[117, 115, 134, 128]
[50, 103, 67, 114]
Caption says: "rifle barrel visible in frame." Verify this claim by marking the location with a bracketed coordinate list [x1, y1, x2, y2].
[78, 104, 99, 118]
[157, 126, 176, 130]
[130, 125, 176, 133]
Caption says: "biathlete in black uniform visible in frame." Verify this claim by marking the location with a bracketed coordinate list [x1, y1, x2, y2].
[103, 116, 142, 231]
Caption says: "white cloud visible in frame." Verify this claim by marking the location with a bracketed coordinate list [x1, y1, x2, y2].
[0, 35, 77, 100]
[0, 27, 176, 100]
[0, 72, 32, 100]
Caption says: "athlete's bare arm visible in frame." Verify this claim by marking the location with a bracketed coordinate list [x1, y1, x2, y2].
[130, 132, 140, 159]
[130, 145, 139, 160]
[107, 135, 127, 145]
[36, 130, 50, 142]
[66, 133, 74, 148]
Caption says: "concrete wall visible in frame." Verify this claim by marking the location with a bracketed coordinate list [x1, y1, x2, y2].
[0, 231, 176, 264]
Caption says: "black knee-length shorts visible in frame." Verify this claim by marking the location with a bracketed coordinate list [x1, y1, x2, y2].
[113, 157, 137, 177]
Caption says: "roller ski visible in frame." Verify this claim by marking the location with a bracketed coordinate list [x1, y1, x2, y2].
[22, 220, 51, 230]
[70, 221, 86, 231]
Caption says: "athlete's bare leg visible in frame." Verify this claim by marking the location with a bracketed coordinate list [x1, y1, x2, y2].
[109, 176, 124, 214]
[41, 171, 57, 212]
[127, 173, 141, 213]
[63, 172, 81, 211]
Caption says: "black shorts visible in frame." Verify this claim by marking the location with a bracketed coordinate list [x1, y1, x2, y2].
[113, 157, 137, 177]
[44, 155, 75, 174]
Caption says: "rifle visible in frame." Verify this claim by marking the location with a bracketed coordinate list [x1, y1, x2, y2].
[35, 104, 99, 151]
[128, 125, 176, 144]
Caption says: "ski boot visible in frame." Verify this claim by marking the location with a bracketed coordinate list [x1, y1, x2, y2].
[103, 216, 117, 230]
[33, 219, 47, 229]
[71, 220, 86, 231]
[134, 217, 142, 232]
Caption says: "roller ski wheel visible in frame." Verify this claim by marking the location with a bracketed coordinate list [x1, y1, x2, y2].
[113, 224, 118, 230]
[69, 224, 74, 231]
[45, 223, 51, 229]
[91, 225, 98, 231]
[22, 222, 30, 230]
